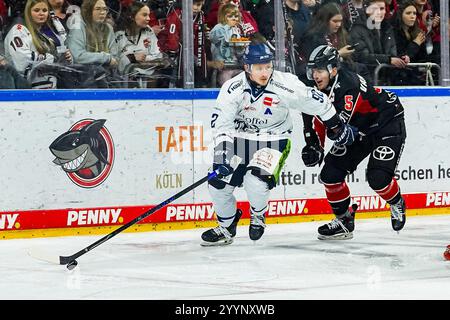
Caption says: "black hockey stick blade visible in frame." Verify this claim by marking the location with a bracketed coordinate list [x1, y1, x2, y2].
[29, 170, 221, 267]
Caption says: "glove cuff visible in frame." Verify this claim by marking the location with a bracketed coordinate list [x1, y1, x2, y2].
[304, 128, 320, 146]
[323, 113, 342, 131]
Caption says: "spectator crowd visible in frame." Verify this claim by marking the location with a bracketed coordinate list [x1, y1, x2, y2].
[0, 0, 446, 89]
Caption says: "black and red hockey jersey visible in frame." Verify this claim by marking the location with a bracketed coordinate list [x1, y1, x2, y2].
[307, 67, 404, 145]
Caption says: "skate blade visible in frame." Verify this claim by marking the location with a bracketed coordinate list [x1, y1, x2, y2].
[200, 238, 234, 247]
[318, 232, 353, 240]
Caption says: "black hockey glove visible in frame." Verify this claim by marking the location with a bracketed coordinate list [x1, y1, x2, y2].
[213, 140, 234, 177]
[301, 129, 324, 167]
[302, 144, 324, 167]
[327, 122, 359, 146]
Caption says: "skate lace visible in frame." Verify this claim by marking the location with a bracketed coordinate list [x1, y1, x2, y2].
[250, 214, 266, 228]
[213, 225, 232, 239]
[390, 201, 404, 221]
[328, 218, 349, 233]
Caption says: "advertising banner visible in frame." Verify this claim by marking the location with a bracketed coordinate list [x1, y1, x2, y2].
[1, 89, 449, 238]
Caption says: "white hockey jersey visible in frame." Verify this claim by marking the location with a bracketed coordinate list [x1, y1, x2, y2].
[3, 24, 55, 77]
[212, 70, 337, 145]
[115, 27, 163, 74]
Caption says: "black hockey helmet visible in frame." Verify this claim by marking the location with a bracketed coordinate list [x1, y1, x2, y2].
[306, 45, 340, 80]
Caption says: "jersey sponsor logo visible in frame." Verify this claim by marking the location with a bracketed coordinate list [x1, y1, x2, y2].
[50, 119, 115, 188]
[264, 108, 272, 115]
[263, 97, 273, 106]
[373, 146, 395, 161]
[227, 80, 243, 94]
[270, 80, 294, 93]
[166, 204, 215, 221]
[0, 213, 19, 230]
[67, 208, 122, 226]
[244, 117, 268, 126]
[330, 144, 347, 156]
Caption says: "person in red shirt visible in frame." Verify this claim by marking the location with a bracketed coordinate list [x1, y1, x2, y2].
[158, 0, 224, 87]
[0, 0, 7, 20]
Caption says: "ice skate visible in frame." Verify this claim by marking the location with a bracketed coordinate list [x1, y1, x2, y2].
[249, 213, 266, 241]
[390, 197, 406, 232]
[318, 205, 357, 240]
[201, 209, 242, 246]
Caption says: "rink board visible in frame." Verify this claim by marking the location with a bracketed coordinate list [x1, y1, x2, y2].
[0, 88, 449, 239]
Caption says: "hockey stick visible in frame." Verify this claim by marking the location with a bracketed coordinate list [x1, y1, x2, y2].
[29, 170, 221, 270]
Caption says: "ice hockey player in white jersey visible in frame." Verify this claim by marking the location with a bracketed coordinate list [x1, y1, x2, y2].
[201, 38, 359, 246]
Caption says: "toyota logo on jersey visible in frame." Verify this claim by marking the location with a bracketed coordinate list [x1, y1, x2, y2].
[373, 146, 395, 161]
[330, 144, 347, 157]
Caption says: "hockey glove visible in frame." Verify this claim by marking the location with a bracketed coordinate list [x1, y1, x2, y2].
[328, 122, 359, 146]
[301, 129, 324, 167]
[302, 144, 324, 167]
[213, 141, 234, 177]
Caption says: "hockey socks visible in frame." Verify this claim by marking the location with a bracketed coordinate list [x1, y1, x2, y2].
[374, 179, 406, 231]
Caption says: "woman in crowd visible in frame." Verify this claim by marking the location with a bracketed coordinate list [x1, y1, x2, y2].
[302, 3, 354, 61]
[392, 0, 438, 84]
[300, 2, 365, 81]
[3, 0, 73, 88]
[67, 0, 118, 87]
[115, 1, 172, 87]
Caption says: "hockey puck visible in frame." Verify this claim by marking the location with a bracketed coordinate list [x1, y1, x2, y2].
[67, 260, 78, 270]
[444, 245, 450, 261]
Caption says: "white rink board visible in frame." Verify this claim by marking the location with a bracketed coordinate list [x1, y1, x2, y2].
[0, 95, 450, 211]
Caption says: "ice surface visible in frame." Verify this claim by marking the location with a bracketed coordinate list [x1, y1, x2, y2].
[1, 215, 449, 300]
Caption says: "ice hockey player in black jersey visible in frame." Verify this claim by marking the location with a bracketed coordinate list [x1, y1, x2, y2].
[303, 45, 407, 240]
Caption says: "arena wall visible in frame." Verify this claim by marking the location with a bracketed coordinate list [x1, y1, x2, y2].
[1, 88, 449, 239]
